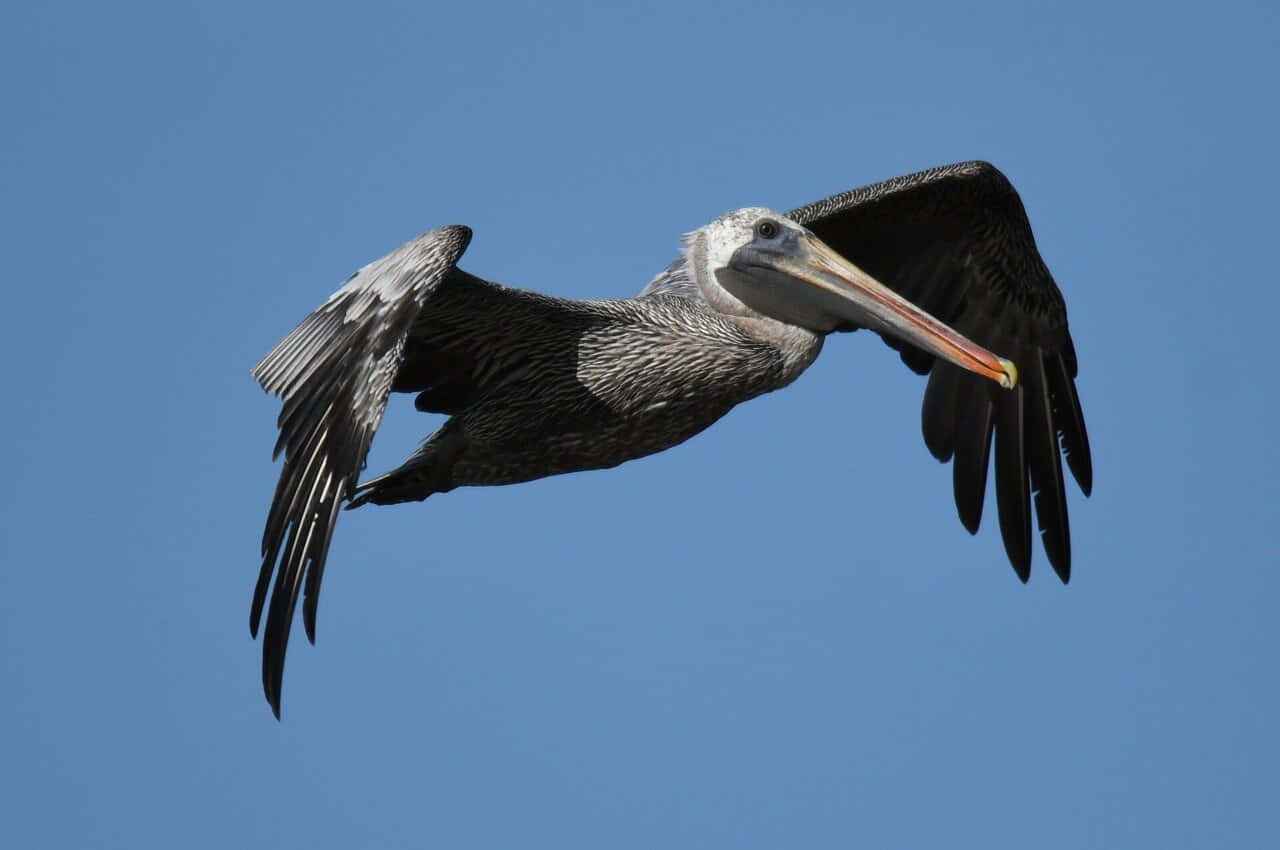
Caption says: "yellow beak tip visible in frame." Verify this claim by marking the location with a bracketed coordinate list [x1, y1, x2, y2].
[998, 358, 1018, 389]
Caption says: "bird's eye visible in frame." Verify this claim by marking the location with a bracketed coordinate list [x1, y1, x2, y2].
[755, 220, 778, 239]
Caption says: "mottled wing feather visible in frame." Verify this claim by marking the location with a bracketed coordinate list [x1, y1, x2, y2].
[391, 269, 609, 413]
[789, 161, 1091, 581]
[251, 225, 471, 717]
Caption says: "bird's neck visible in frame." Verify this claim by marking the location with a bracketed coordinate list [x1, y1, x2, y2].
[725, 314, 825, 389]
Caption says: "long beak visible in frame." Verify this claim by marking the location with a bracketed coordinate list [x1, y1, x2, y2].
[776, 233, 1018, 389]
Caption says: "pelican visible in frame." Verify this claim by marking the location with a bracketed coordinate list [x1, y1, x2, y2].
[252, 161, 1092, 717]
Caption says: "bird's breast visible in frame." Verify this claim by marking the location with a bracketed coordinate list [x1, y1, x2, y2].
[575, 309, 814, 414]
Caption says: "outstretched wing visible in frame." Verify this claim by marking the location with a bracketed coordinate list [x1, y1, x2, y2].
[251, 225, 471, 717]
[789, 161, 1092, 582]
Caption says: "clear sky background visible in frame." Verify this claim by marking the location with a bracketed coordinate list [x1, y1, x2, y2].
[3, 1, 1277, 847]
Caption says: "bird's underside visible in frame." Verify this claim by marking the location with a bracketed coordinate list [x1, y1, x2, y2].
[251, 160, 1092, 716]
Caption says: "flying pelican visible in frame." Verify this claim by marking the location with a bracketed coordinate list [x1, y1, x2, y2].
[251, 161, 1092, 717]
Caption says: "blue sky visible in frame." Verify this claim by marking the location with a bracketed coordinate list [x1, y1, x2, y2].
[2, 1, 1277, 847]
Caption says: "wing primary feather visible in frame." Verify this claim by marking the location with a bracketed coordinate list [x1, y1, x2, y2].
[263, 464, 338, 718]
[1026, 352, 1071, 582]
[252, 467, 299, 635]
[252, 420, 332, 636]
[302, 495, 344, 644]
[1046, 352, 1093, 496]
[921, 362, 963, 461]
[249, 225, 472, 717]
[995, 381, 1032, 581]
[262, 504, 309, 716]
[952, 374, 995, 534]
[249, 549, 275, 638]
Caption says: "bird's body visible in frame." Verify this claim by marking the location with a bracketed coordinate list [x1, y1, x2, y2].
[252, 161, 1092, 716]
[356, 274, 823, 503]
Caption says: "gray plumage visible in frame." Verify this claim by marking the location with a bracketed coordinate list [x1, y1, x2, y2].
[251, 161, 1091, 717]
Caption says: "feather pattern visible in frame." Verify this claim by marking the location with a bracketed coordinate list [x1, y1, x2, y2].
[251, 225, 471, 716]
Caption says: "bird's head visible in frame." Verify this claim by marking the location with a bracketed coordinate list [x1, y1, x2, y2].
[684, 207, 1018, 389]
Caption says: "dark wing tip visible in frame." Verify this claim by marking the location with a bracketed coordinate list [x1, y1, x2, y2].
[952, 374, 996, 536]
[921, 363, 963, 462]
[994, 382, 1033, 581]
[1024, 351, 1071, 582]
[1047, 352, 1093, 497]
[265, 666, 284, 719]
